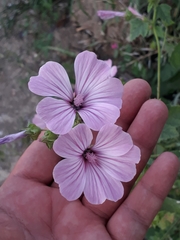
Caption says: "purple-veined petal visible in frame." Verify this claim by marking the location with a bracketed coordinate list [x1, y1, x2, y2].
[32, 114, 47, 129]
[117, 145, 141, 164]
[36, 97, 75, 135]
[53, 158, 86, 201]
[97, 10, 126, 20]
[97, 155, 137, 182]
[104, 59, 117, 77]
[28, 61, 73, 101]
[0, 131, 26, 145]
[78, 103, 120, 131]
[74, 51, 115, 96]
[105, 59, 112, 67]
[110, 66, 117, 77]
[93, 124, 133, 156]
[53, 124, 93, 158]
[84, 163, 124, 204]
[84, 77, 123, 108]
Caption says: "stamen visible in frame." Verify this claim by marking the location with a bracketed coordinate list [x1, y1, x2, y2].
[73, 94, 84, 107]
[84, 149, 97, 164]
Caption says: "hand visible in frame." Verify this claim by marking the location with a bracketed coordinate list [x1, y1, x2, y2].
[0, 79, 179, 240]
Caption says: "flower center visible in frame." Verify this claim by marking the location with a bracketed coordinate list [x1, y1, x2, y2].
[84, 149, 97, 164]
[74, 94, 84, 107]
[72, 94, 84, 111]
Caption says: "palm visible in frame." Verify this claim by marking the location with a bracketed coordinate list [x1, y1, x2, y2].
[0, 79, 179, 240]
[1, 177, 111, 239]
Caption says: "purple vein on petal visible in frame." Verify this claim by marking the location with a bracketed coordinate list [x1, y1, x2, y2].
[29, 61, 73, 101]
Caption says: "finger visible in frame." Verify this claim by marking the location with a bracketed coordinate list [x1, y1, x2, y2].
[127, 99, 168, 177]
[11, 137, 60, 185]
[51, 182, 59, 188]
[91, 79, 151, 142]
[83, 99, 168, 219]
[82, 79, 152, 217]
[107, 152, 180, 240]
[116, 78, 151, 130]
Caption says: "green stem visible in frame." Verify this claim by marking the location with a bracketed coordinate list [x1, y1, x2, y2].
[152, 7, 161, 99]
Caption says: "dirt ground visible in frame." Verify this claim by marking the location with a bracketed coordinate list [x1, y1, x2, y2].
[0, 0, 131, 184]
[0, 24, 85, 176]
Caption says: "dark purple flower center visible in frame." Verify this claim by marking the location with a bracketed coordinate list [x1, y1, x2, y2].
[72, 94, 84, 111]
[83, 148, 97, 164]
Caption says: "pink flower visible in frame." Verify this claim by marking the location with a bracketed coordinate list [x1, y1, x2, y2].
[111, 43, 118, 50]
[32, 114, 47, 129]
[28, 51, 123, 135]
[97, 7, 144, 20]
[0, 131, 26, 145]
[53, 124, 140, 204]
[97, 10, 126, 19]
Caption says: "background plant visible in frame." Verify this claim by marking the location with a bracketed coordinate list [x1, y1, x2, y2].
[118, 1, 180, 238]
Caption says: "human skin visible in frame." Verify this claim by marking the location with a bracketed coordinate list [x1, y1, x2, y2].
[0, 79, 179, 240]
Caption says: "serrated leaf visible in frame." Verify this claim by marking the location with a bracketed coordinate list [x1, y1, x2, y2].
[159, 124, 179, 142]
[129, 18, 149, 41]
[156, 4, 174, 26]
[170, 43, 180, 69]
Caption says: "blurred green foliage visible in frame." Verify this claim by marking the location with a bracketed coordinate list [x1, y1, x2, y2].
[112, 0, 180, 100]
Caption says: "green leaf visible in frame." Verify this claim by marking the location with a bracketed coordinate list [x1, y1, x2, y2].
[158, 212, 175, 230]
[148, 0, 159, 12]
[161, 63, 178, 82]
[166, 106, 180, 127]
[154, 25, 165, 38]
[156, 4, 174, 26]
[161, 197, 180, 214]
[159, 124, 179, 142]
[171, 150, 180, 158]
[164, 43, 175, 57]
[129, 18, 149, 41]
[169, 43, 180, 69]
[113, 49, 119, 58]
[147, 2, 154, 13]
[161, 71, 180, 96]
[177, 22, 180, 31]
[159, 106, 180, 142]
